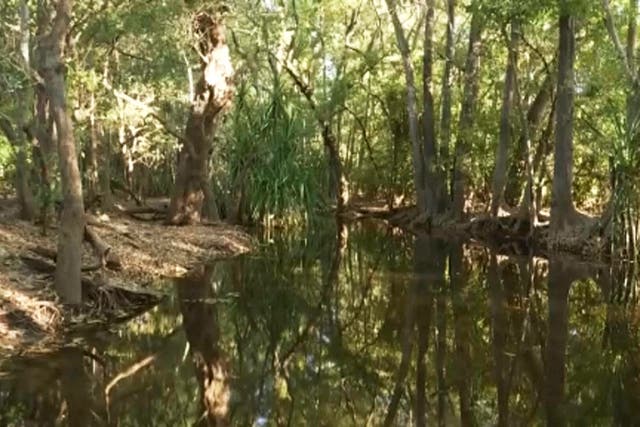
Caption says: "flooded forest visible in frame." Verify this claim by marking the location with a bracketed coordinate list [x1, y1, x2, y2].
[1, 0, 640, 425]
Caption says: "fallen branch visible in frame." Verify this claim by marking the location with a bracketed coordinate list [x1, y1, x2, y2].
[113, 203, 167, 222]
[115, 206, 166, 215]
[25, 249, 104, 273]
[20, 255, 56, 273]
[110, 179, 143, 206]
[84, 226, 122, 270]
[26, 226, 123, 271]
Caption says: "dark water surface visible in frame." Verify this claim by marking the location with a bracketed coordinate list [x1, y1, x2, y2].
[1, 220, 639, 426]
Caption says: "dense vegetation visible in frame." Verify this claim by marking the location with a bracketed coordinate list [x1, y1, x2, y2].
[1, 0, 639, 302]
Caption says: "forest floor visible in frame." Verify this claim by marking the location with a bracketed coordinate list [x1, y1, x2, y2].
[0, 198, 253, 356]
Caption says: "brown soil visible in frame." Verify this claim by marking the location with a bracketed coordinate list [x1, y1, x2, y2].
[0, 199, 253, 356]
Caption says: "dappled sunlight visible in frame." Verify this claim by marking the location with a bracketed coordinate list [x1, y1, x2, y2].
[0, 205, 251, 355]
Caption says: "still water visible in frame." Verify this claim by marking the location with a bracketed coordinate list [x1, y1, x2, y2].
[1, 220, 639, 426]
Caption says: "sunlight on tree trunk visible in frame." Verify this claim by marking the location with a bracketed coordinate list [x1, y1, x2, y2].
[452, 11, 482, 220]
[550, 10, 577, 233]
[439, 0, 455, 205]
[14, 0, 35, 220]
[40, 0, 85, 304]
[491, 20, 519, 217]
[385, 0, 427, 215]
[167, 11, 233, 225]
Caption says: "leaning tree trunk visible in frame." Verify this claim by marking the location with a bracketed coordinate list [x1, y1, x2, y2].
[385, 0, 427, 215]
[506, 71, 555, 207]
[550, 10, 577, 233]
[282, 62, 347, 213]
[167, 11, 234, 225]
[452, 11, 483, 220]
[40, 0, 85, 304]
[490, 20, 519, 217]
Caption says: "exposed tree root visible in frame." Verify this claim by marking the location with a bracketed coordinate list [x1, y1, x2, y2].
[355, 202, 612, 262]
[18, 254, 162, 321]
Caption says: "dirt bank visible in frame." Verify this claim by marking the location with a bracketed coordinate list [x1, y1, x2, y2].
[0, 200, 253, 356]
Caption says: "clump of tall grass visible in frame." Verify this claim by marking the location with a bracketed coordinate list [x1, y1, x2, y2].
[609, 112, 640, 261]
[221, 81, 325, 226]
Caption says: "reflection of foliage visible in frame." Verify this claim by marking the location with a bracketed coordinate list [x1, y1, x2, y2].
[2, 224, 640, 424]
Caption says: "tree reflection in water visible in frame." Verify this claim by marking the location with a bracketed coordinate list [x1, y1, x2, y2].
[176, 265, 230, 426]
[1, 221, 640, 425]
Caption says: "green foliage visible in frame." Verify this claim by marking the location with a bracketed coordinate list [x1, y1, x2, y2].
[0, 0, 637, 233]
[221, 81, 324, 222]
[0, 135, 14, 193]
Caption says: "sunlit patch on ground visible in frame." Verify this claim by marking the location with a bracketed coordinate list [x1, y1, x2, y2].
[0, 200, 252, 356]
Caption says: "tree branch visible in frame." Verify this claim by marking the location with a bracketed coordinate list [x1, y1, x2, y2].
[603, 0, 636, 82]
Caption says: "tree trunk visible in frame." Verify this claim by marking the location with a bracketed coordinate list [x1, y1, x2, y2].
[0, 120, 35, 220]
[14, 0, 36, 221]
[40, 0, 85, 304]
[439, 0, 455, 205]
[87, 93, 99, 202]
[385, 0, 427, 215]
[99, 126, 113, 209]
[423, 0, 443, 218]
[452, 12, 482, 220]
[513, 66, 555, 228]
[283, 62, 346, 213]
[506, 71, 555, 207]
[324, 126, 346, 212]
[32, 0, 57, 235]
[167, 11, 233, 225]
[490, 20, 519, 216]
[550, 11, 577, 233]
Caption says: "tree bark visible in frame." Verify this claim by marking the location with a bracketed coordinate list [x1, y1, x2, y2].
[439, 0, 455, 204]
[506, 71, 555, 207]
[490, 20, 519, 216]
[14, 0, 36, 220]
[167, 11, 233, 225]
[385, 0, 427, 215]
[32, 0, 58, 235]
[550, 11, 577, 233]
[87, 92, 100, 202]
[283, 61, 347, 213]
[0, 119, 35, 220]
[40, 0, 85, 304]
[423, 0, 443, 217]
[452, 11, 483, 219]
